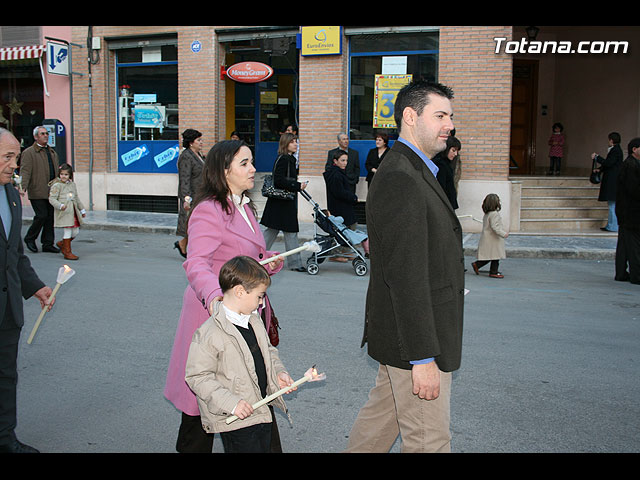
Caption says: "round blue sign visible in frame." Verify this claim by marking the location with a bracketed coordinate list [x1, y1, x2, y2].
[191, 40, 202, 53]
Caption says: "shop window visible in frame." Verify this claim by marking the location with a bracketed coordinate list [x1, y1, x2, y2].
[349, 32, 439, 141]
[116, 45, 179, 173]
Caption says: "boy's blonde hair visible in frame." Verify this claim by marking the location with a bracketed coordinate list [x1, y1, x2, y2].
[219, 256, 271, 293]
[482, 193, 501, 213]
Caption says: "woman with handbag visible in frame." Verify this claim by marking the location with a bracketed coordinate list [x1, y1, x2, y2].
[260, 133, 308, 272]
[164, 140, 284, 453]
[592, 131, 623, 232]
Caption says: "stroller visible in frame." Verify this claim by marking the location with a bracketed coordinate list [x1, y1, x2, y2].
[299, 189, 369, 276]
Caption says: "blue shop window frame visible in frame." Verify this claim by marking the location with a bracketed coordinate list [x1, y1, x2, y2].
[118, 140, 179, 173]
[116, 57, 179, 173]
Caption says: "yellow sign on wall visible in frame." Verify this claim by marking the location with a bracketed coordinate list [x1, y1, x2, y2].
[373, 74, 413, 128]
[301, 26, 342, 56]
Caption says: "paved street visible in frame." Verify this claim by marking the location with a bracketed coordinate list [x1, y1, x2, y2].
[13, 226, 640, 453]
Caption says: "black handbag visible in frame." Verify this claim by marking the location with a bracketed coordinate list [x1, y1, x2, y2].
[262, 155, 295, 201]
[589, 157, 601, 184]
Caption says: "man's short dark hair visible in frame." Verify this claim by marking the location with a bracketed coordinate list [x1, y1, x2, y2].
[394, 81, 454, 133]
[627, 137, 640, 156]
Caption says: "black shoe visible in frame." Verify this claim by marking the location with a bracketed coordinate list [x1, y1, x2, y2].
[42, 244, 60, 253]
[24, 238, 38, 253]
[0, 438, 39, 453]
[290, 267, 306, 272]
[174, 241, 187, 259]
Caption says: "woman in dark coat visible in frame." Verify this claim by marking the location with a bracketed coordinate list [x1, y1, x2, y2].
[592, 131, 623, 232]
[432, 136, 462, 210]
[261, 133, 308, 271]
[175, 129, 205, 258]
[324, 149, 359, 227]
[365, 132, 389, 187]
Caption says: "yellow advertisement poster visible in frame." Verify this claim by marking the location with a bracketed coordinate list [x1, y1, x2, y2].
[373, 74, 412, 128]
[301, 26, 342, 56]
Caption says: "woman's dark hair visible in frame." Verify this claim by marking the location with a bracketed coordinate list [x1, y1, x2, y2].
[482, 193, 501, 213]
[332, 149, 348, 162]
[219, 255, 271, 293]
[59, 163, 74, 180]
[608, 132, 621, 145]
[182, 129, 202, 149]
[191, 140, 253, 216]
[375, 132, 389, 145]
[443, 135, 461, 158]
[552, 122, 564, 132]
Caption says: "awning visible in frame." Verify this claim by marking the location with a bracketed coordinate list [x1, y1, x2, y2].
[0, 45, 46, 61]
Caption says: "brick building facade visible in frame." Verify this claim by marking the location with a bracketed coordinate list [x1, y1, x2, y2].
[62, 25, 640, 234]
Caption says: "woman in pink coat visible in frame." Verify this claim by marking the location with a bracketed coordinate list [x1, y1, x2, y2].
[164, 140, 283, 452]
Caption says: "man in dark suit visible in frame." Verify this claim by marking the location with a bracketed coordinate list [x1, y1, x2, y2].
[325, 133, 359, 193]
[0, 128, 54, 453]
[614, 137, 640, 284]
[346, 81, 464, 453]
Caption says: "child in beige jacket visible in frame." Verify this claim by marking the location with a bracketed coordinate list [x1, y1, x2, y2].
[185, 256, 295, 453]
[472, 193, 509, 278]
[48, 164, 86, 260]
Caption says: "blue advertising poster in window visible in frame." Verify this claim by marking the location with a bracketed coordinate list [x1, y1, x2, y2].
[118, 141, 179, 173]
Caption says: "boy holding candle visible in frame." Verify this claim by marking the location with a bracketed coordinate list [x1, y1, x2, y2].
[185, 255, 295, 453]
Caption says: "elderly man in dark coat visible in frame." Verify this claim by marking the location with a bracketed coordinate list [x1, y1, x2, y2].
[614, 137, 640, 284]
[0, 128, 54, 453]
[345, 81, 464, 453]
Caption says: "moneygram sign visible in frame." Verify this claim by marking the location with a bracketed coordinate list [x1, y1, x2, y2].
[226, 62, 274, 83]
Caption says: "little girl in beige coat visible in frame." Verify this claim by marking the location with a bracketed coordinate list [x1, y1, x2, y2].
[48, 164, 86, 260]
[472, 193, 509, 278]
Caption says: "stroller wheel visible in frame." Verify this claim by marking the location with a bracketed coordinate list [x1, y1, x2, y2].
[306, 262, 319, 275]
[353, 259, 368, 276]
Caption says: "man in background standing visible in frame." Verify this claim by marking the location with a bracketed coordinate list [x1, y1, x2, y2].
[19, 126, 60, 254]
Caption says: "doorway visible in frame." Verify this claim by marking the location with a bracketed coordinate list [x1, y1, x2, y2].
[509, 59, 538, 175]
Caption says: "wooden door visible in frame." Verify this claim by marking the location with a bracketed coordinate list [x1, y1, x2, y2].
[510, 60, 538, 175]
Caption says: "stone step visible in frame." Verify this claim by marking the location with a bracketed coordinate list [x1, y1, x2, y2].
[519, 218, 607, 232]
[521, 196, 602, 208]
[522, 186, 600, 197]
[520, 207, 607, 219]
[510, 175, 595, 187]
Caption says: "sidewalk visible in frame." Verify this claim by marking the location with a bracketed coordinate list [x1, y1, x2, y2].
[21, 206, 618, 260]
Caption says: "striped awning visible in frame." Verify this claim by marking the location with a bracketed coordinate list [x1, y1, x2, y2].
[0, 45, 46, 61]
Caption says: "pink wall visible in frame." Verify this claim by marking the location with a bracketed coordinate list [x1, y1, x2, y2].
[41, 26, 73, 164]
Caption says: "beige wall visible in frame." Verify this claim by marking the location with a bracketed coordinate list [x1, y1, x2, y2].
[515, 26, 640, 176]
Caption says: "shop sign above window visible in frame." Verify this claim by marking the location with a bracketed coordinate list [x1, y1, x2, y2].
[225, 62, 273, 83]
[300, 26, 342, 56]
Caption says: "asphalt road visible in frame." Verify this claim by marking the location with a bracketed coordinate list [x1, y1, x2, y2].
[13, 227, 640, 453]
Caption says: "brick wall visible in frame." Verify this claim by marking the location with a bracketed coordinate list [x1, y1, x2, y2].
[298, 40, 348, 176]
[439, 26, 513, 180]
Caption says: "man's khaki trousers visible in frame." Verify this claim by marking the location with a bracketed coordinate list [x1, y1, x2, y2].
[345, 364, 452, 453]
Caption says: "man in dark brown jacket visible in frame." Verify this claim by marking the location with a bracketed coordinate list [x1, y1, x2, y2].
[19, 126, 59, 253]
[346, 81, 464, 453]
